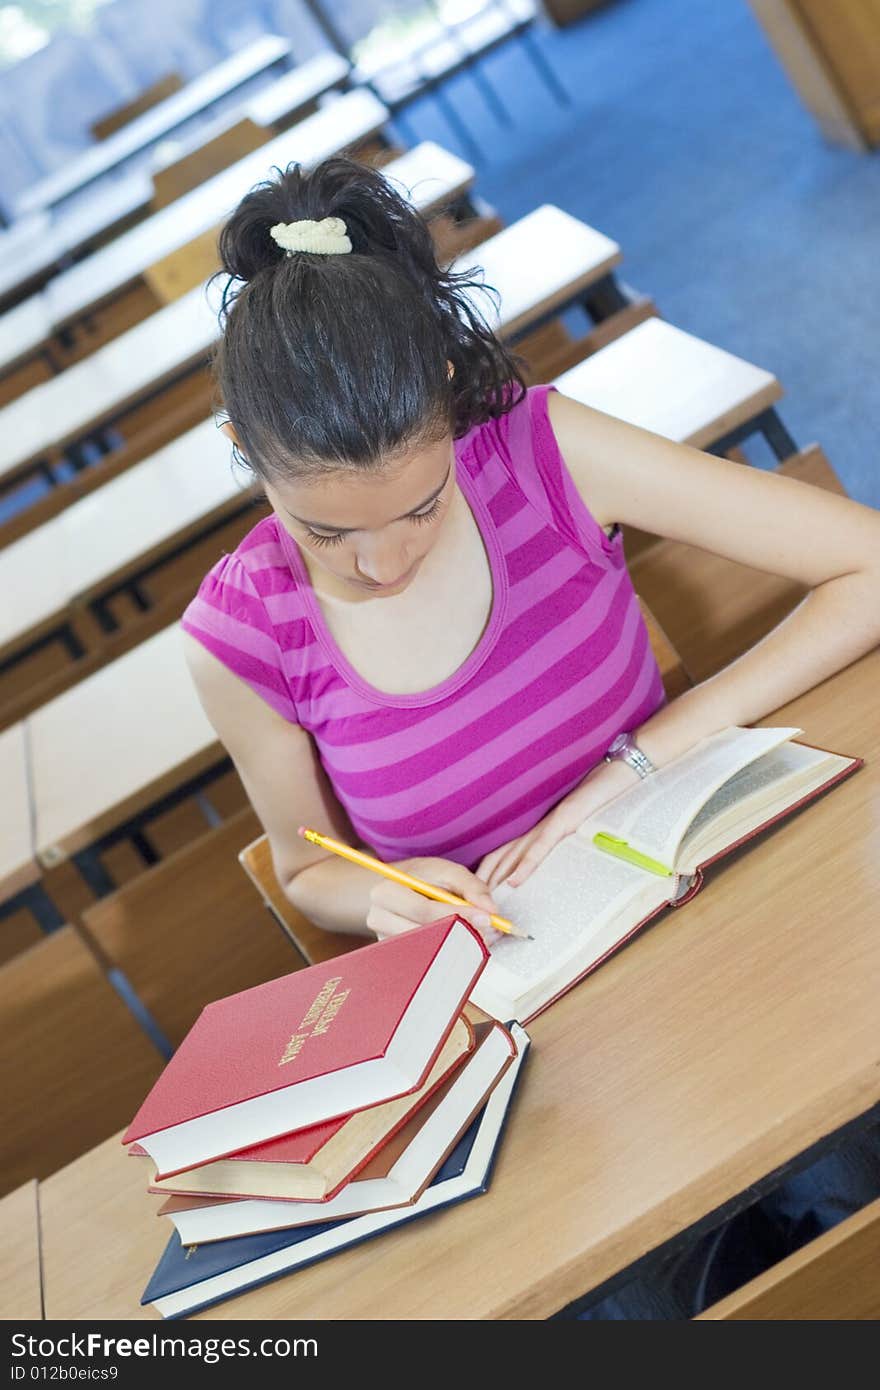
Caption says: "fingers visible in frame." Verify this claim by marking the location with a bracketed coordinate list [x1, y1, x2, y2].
[475, 844, 509, 886]
[484, 845, 523, 890]
[366, 883, 495, 944]
[506, 825, 568, 888]
[419, 858, 499, 917]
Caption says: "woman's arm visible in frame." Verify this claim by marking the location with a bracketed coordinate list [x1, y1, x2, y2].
[183, 634, 377, 936]
[182, 635, 500, 939]
[548, 389, 880, 767]
[477, 392, 880, 890]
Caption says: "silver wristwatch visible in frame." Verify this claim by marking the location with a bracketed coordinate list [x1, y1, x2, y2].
[604, 731, 656, 780]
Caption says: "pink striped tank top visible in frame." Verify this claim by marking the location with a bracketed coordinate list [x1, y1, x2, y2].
[181, 385, 665, 870]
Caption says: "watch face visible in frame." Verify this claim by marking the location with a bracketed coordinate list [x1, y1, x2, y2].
[608, 733, 629, 756]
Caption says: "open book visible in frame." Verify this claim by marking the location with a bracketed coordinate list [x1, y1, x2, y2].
[470, 726, 862, 1025]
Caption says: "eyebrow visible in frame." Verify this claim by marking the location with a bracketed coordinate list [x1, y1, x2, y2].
[286, 464, 452, 533]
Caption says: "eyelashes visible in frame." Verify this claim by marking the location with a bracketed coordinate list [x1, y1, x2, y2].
[305, 495, 445, 549]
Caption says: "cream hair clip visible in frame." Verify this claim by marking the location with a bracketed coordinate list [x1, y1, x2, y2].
[269, 216, 352, 256]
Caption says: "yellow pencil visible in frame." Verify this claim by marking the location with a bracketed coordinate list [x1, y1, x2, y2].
[297, 826, 531, 940]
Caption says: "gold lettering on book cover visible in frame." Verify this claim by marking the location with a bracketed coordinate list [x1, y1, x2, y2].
[278, 1033, 307, 1066]
[278, 977, 347, 1064]
[298, 977, 342, 1030]
[311, 989, 351, 1036]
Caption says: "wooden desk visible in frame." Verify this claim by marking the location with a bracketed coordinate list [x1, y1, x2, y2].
[37, 647, 880, 1318]
[44, 89, 390, 332]
[148, 51, 352, 178]
[0, 418, 241, 667]
[27, 623, 222, 879]
[0, 295, 54, 375]
[555, 317, 783, 452]
[0, 175, 154, 312]
[0, 285, 218, 491]
[455, 204, 622, 339]
[13, 36, 293, 218]
[0, 1180, 42, 1318]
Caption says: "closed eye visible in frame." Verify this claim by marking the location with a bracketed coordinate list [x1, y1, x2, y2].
[305, 495, 445, 548]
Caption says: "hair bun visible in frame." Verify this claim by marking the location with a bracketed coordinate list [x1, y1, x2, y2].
[217, 175, 296, 283]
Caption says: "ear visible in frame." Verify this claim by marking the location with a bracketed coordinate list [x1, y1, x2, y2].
[447, 360, 455, 380]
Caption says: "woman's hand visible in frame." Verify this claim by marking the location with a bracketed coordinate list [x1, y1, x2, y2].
[476, 759, 636, 891]
[365, 856, 502, 945]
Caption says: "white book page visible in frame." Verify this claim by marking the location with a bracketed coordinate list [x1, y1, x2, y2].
[677, 742, 844, 872]
[478, 834, 652, 996]
[581, 726, 802, 868]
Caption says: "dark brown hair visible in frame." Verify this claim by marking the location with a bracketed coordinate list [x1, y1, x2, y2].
[212, 155, 525, 483]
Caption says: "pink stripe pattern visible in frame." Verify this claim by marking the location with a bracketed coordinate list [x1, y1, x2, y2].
[181, 385, 665, 869]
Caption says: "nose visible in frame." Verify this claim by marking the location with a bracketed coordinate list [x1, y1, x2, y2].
[354, 537, 412, 587]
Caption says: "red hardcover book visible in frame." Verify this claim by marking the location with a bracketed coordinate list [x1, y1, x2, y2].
[138, 1014, 474, 1201]
[153, 1019, 517, 1244]
[469, 727, 863, 1024]
[123, 915, 488, 1175]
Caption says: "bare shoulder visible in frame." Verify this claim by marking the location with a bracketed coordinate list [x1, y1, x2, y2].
[181, 629, 243, 709]
[181, 630, 301, 747]
[545, 388, 880, 586]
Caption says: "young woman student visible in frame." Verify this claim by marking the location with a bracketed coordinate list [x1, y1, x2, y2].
[181, 157, 880, 1316]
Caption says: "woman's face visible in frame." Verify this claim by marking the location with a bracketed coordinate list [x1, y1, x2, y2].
[263, 434, 456, 598]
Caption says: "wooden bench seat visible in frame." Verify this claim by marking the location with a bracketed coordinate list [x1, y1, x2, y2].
[151, 118, 270, 210]
[80, 807, 301, 1048]
[0, 720, 64, 941]
[91, 72, 183, 141]
[238, 834, 362, 968]
[0, 926, 164, 1195]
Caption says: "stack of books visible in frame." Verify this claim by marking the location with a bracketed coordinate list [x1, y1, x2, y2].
[122, 915, 530, 1319]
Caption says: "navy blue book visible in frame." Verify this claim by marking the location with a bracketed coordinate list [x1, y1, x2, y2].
[142, 1021, 529, 1319]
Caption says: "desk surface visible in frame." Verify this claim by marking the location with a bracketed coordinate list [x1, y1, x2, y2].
[0, 1180, 42, 1319]
[45, 88, 390, 329]
[149, 52, 352, 174]
[37, 647, 880, 1318]
[0, 294, 53, 374]
[28, 623, 219, 866]
[556, 318, 782, 449]
[0, 174, 154, 310]
[456, 204, 621, 339]
[0, 418, 238, 659]
[13, 36, 292, 218]
[0, 285, 218, 484]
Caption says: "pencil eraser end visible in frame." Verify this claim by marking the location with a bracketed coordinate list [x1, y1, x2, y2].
[297, 825, 306, 837]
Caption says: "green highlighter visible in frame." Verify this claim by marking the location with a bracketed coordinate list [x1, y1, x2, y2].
[592, 833, 673, 878]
